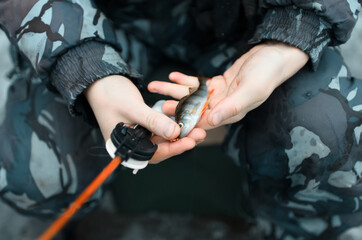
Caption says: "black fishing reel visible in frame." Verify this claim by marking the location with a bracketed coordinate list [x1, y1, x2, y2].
[106, 123, 158, 174]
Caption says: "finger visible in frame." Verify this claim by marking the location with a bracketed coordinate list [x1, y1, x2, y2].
[161, 100, 178, 116]
[206, 83, 266, 127]
[149, 137, 196, 164]
[150, 127, 206, 145]
[206, 94, 244, 127]
[131, 105, 180, 140]
[187, 128, 207, 143]
[195, 109, 215, 130]
[169, 72, 199, 87]
[148, 81, 190, 99]
[195, 109, 232, 130]
[150, 135, 168, 145]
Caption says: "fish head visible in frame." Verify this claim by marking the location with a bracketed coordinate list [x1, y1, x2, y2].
[177, 114, 198, 138]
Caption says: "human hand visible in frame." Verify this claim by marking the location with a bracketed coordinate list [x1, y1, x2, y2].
[148, 41, 309, 129]
[85, 75, 206, 163]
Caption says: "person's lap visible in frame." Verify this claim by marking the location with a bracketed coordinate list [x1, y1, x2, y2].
[1, 21, 361, 240]
[223, 48, 362, 239]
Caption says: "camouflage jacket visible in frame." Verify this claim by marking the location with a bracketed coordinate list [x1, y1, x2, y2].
[0, 0, 361, 118]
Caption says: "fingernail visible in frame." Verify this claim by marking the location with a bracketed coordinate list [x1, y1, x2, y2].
[164, 123, 176, 138]
[149, 88, 158, 93]
[212, 113, 222, 125]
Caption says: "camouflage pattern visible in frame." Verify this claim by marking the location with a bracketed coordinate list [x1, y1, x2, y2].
[252, 0, 362, 68]
[0, 0, 361, 116]
[223, 48, 362, 240]
[0, 57, 109, 217]
[0, 1, 361, 239]
[249, 5, 332, 70]
[0, 0, 119, 78]
[259, 0, 362, 44]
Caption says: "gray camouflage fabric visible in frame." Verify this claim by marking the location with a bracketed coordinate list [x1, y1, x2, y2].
[0, 1, 362, 239]
[0, 74, 108, 216]
[0, 0, 361, 118]
[224, 48, 362, 240]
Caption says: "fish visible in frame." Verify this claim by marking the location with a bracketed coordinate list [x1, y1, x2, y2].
[175, 75, 214, 138]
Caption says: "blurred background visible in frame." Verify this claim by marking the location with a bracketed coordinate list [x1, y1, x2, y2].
[0, 14, 362, 240]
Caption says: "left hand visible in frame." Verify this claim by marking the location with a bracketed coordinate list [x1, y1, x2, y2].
[148, 41, 309, 130]
[85, 75, 206, 164]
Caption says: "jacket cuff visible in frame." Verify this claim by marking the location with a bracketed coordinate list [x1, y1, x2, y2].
[51, 41, 143, 124]
[250, 6, 332, 70]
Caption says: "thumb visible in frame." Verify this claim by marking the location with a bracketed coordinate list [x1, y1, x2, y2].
[207, 95, 243, 127]
[136, 105, 180, 140]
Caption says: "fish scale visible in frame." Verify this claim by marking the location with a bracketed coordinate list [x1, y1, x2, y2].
[175, 76, 212, 138]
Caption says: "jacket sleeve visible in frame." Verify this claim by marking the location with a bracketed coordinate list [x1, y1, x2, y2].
[0, 0, 143, 118]
[250, 0, 362, 70]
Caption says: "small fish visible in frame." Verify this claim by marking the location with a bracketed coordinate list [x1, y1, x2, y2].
[175, 76, 214, 138]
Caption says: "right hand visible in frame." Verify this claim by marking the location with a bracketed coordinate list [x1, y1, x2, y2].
[85, 75, 206, 163]
[149, 42, 308, 130]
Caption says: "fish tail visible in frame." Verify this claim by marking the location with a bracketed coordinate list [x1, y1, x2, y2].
[197, 74, 212, 85]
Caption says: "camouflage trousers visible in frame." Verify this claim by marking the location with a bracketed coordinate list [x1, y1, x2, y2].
[223, 48, 362, 240]
[1, 29, 362, 240]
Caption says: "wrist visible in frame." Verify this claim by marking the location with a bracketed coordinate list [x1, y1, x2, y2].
[86, 74, 143, 109]
[262, 41, 309, 84]
[84, 75, 142, 139]
[264, 41, 309, 64]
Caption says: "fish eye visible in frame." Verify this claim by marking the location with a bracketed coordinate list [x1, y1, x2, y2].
[178, 122, 184, 129]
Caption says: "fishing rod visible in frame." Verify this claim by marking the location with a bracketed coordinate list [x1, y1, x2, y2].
[38, 123, 157, 240]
